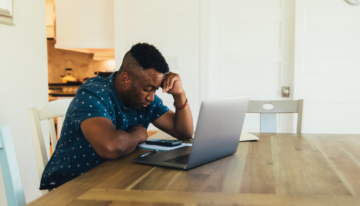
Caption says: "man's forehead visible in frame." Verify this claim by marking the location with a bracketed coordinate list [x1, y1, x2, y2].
[140, 68, 166, 86]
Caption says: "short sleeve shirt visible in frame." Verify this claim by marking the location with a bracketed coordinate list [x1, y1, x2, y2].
[40, 72, 170, 189]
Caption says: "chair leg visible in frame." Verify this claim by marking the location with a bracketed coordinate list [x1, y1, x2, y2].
[0, 126, 26, 206]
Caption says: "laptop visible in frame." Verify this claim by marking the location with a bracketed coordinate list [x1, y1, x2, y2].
[133, 96, 249, 170]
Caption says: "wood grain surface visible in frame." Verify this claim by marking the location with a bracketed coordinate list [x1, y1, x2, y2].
[26, 133, 360, 206]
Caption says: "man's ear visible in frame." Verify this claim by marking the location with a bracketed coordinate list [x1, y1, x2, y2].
[120, 72, 131, 88]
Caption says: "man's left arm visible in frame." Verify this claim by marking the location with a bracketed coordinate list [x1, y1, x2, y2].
[152, 72, 193, 140]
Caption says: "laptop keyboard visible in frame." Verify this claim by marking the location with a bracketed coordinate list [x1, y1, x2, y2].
[164, 154, 190, 164]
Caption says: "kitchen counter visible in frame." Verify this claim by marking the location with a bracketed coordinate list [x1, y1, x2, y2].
[48, 82, 82, 101]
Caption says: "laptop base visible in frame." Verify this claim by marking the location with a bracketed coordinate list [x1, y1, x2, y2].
[133, 146, 191, 170]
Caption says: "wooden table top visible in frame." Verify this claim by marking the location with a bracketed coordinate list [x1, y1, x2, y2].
[27, 133, 360, 206]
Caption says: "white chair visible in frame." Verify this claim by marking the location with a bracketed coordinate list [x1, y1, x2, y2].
[0, 125, 26, 206]
[27, 99, 72, 194]
[247, 99, 304, 134]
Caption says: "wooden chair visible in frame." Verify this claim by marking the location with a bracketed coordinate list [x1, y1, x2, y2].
[27, 99, 72, 194]
[0, 125, 26, 206]
[247, 99, 304, 133]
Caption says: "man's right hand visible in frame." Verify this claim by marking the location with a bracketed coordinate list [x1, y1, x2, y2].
[128, 125, 148, 144]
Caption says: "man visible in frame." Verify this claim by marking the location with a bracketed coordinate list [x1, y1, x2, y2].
[40, 43, 193, 189]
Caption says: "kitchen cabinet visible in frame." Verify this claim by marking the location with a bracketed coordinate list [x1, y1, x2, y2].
[45, 0, 55, 38]
[55, 0, 114, 58]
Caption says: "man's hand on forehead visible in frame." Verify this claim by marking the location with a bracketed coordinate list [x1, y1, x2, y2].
[161, 72, 184, 96]
[153, 71, 193, 140]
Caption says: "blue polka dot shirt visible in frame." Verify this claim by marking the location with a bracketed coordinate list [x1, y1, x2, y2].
[40, 72, 170, 189]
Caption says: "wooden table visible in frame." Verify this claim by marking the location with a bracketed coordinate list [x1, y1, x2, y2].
[27, 133, 360, 206]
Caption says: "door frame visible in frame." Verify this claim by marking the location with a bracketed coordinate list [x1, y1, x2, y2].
[293, 0, 306, 133]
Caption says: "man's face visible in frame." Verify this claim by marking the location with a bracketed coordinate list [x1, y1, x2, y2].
[124, 68, 166, 110]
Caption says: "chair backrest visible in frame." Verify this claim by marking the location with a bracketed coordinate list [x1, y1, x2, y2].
[0, 125, 26, 206]
[247, 99, 304, 133]
[27, 99, 72, 194]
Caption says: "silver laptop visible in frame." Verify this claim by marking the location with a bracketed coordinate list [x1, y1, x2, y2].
[133, 96, 249, 170]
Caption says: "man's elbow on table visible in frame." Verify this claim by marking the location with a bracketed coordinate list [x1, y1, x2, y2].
[96, 143, 123, 160]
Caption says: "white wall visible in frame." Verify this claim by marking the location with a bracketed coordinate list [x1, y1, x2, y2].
[115, 0, 201, 129]
[0, 0, 48, 204]
[55, 0, 114, 49]
[302, 0, 360, 133]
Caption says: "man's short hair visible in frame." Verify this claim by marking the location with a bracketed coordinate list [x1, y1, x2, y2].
[119, 43, 169, 77]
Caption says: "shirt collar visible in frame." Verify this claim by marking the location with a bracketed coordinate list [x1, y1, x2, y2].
[106, 71, 132, 111]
